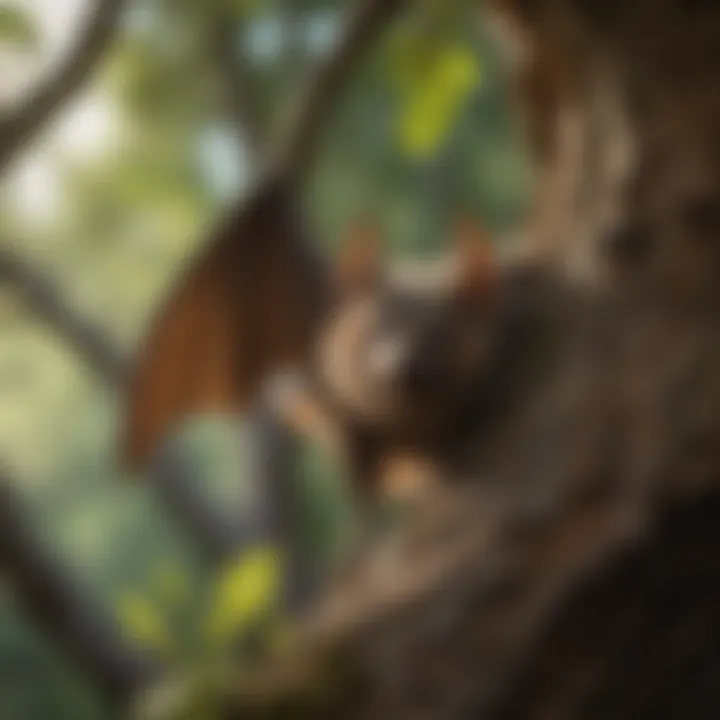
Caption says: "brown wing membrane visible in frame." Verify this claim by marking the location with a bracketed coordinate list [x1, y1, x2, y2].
[120, 181, 328, 471]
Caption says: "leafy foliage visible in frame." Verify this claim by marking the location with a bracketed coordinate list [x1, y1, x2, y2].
[205, 548, 282, 646]
[117, 547, 283, 664]
[118, 548, 283, 720]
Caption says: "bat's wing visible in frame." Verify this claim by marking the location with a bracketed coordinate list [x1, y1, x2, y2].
[120, 181, 328, 471]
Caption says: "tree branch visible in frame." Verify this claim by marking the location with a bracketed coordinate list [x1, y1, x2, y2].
[214, 479, 720, 719]
[0, 247, 126, 384]
[270, 0, 405, 182]
[0, 471, 155, 704]
[0, 247, 243, 556]
[0, 0, 126, 171]
[211, 16, 267, 168]
[280, 0, 306, 80]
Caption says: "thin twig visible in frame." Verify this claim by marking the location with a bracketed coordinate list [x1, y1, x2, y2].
[0, 248, 126, 385]
[0, 247, 126, 383]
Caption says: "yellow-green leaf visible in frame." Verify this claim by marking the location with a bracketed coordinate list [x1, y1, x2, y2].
[397, 97, 451, 159]
[117, 592, 171, 654]
[437, 45, 481, 94]
[205, 547, 281, 645]
[391, 38, 482, 160]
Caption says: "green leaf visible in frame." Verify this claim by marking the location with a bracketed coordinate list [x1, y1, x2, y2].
[388, 0, 483, 161]
[116, 592, 172, 655]
[0, 5, 40, 50]
[393, 41, 482, 160]
[436, 45, 481, 94]
[205, 547, 282, 646]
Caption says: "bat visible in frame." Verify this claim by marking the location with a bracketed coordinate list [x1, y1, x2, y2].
[120, 179, 327, 471]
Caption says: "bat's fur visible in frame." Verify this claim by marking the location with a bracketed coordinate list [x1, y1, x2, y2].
[270, 225, 561, 505]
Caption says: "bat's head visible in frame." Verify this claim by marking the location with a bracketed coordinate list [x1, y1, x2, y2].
[316, 218, 501, 439]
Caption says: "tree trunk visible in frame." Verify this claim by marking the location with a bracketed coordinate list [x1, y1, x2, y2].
[220, 1, 720, 717]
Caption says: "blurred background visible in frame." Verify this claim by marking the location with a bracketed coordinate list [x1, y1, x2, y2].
[0, 0, 529, 716]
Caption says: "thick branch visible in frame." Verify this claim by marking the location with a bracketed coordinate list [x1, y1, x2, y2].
[0, 472, 155, 704]
[0, 0, 126, 171]
[270, 0, 405, 182]
[222, 484, 720, 719]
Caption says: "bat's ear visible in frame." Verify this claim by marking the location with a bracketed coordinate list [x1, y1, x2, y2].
[334, 221, 383, 294]
[451, 216, 497, 301]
